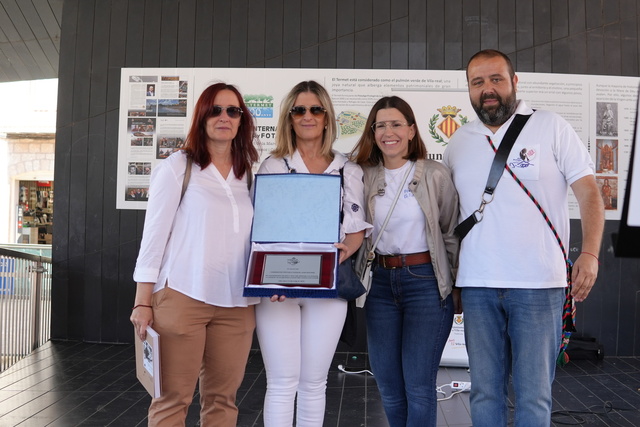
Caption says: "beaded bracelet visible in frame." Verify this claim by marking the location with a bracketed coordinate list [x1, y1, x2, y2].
[132, 304, 152, 310]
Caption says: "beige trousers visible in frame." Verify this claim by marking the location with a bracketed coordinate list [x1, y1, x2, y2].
[147, 287, 255, 427]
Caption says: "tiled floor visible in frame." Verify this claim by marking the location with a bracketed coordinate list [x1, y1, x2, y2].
[0, 341, 638, 426]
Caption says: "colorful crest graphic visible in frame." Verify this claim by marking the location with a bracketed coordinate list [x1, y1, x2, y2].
[428, 105, 468, 145]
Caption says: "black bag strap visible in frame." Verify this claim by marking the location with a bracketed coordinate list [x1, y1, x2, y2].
[283, 157, 296, 173]
[454, 113, 532, 240]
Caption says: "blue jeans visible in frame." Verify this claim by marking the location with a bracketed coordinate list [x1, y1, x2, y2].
[461, 287, 565, 427]
[366, 263, 454, 427]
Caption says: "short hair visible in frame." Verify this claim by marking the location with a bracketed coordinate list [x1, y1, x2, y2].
[272, 81, 337, 160]
[184, 83, 259, 180]
[466, 49, 515, 80]
[350, 96, 427, 166]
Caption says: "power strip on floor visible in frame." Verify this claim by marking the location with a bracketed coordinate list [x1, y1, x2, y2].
[450, 381, 471, 391]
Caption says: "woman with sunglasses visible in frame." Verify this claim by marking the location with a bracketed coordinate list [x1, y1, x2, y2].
[350, 96, 460, 427]
[255, 81, 370, 426]
[131, 83, 259, 426]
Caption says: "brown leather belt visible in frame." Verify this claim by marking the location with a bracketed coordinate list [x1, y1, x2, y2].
[375, 251, 431, 269]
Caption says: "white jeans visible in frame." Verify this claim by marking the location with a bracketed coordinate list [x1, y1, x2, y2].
[255, 297, 348, 427]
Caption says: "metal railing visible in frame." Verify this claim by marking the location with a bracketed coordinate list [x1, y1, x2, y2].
[0, 246, 52, 372]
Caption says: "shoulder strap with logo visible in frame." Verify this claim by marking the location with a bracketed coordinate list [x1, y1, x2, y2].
[454, 113, 532, 240]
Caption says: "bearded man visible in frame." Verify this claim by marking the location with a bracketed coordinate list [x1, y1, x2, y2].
[443, 50, 604, 427]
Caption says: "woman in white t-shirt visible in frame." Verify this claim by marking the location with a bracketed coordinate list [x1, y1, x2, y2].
[351, 96, 461, 427]
[130, 83, 259, 426]
[255, 81, 370, 427]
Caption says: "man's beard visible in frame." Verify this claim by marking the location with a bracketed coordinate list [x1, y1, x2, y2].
[472, 90, 517, 127]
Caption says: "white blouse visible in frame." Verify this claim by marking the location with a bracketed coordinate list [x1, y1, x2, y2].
[257, 149, 371, 241]
[133, 151, 259, 307]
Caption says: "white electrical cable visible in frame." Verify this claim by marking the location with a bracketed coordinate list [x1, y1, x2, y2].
[436, 381, 471, 401]
[337, 365, 471, 404]
[337, 364, 374, 375]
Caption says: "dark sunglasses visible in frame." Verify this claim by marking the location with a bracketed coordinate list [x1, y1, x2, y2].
[211, 105, 243, 119]
[290, 105, 326, 117]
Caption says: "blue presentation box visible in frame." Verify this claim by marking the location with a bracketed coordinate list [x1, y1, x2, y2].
[244, 173, 341, 298]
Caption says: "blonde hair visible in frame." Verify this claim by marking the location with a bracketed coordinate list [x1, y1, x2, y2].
[272, 81, 337, 160]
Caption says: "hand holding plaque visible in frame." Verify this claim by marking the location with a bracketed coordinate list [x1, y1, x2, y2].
[244, 174, 341, 298]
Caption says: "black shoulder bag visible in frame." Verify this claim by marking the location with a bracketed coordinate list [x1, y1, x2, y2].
[282, 157, 366, 301]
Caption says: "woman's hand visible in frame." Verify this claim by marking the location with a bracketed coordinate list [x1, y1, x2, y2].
[130, 306, 153, 340]
[335, 230, 365, 264]
[334, 242, 351, 264]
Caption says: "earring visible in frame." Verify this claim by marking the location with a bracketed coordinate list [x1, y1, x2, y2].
[324, 125, 328, 129]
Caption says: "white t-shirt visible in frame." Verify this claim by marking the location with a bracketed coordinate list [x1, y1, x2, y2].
[133, 151, 258, 307]
[443, 100, 594, 289]
[373, 161, 429, 255]
[257, 149, 371, 241]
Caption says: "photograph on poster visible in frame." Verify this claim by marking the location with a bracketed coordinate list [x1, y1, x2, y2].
[146, 100, 157, 116]
[129, 75, 157, 83]
[128, 109, 146, 117]
[596, 102, 618, 137]
[128, 162, 152, 175]
[128, 118, 156, 133]
[125, 187, 149, 202]
[157, 99, 187, 117]
[596, 176, 618, 210]
[156, 136, 185, 159]
[596, 139, 618, 174]
[179, 81, 188, 98]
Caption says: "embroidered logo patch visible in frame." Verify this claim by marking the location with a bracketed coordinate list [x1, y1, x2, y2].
[351, 203, 360, 212]
[509, 147, 536, 168]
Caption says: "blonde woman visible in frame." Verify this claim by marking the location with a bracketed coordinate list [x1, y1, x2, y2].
[255, 81, 370, 426]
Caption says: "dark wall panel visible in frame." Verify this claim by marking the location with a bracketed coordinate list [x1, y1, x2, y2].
[246, 0, 265, 66]
[336, 0, 354, 38]
[229, 0, 248, 67]
[212, 1, 230, 66]
[318, 0, 336, 44]
[194, 0, 213, 66]
[551, 0, 569, 40]
[390, 17, 408, 69]
[408, 0, 426, 69]
[620, 15, 639, 76]
[53, 0, 640, 357]
[479, 0, 499, 50]
[444, 0, 463, 70]
[426, 0, 445, 69]
[301, 45, 319, 68]
[177, 0, 196, 66]
[515, 1, 534, 50]
[337, 35, 354, 69]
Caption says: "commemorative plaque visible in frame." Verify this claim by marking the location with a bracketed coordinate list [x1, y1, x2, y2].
[244, 173, 341, 298]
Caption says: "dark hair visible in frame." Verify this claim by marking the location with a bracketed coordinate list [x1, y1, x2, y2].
[184, 83, 259, 179]
[466, 49, 515, 80]
[350, 96, 427, 166]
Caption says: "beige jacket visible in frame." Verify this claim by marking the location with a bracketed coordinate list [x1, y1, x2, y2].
[355, 159, 460, 306]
